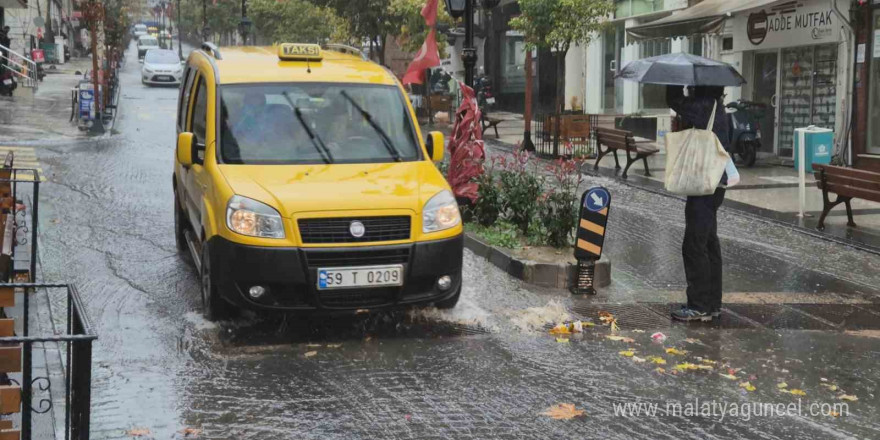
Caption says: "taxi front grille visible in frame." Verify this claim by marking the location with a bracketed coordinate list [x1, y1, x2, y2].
[298, 216, 411, 244]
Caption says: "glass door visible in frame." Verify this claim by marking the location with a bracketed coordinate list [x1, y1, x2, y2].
[752, 52, 778, 154]
[778, 46, 814, 159]
[868, 10, 880, 154]
[603, 24, 624, 112]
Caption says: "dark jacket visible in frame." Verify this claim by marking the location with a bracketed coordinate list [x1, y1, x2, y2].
[666, 86, 731, 153]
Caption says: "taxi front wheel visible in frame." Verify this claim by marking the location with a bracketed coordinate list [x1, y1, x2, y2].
[201, 242, 234, 321]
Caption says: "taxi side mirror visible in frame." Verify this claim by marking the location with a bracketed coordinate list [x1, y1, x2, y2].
[177, 132, 194, 167]
[426, 131, 444, 162]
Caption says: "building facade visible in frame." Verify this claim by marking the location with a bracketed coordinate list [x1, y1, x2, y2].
[571, 0, 853, 163]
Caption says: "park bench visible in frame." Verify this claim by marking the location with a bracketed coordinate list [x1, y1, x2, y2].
[481, 113, 503, 139]
[813, 164, 880, 230]
[593, 127, 659, 179]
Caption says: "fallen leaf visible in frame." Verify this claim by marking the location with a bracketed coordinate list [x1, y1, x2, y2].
[777, 382, 788, 389]
[365, 336, 373, 342]
[727, 368, 741, 375]
[699, 358, 717, 365]
[304, 351, 317, 357]
[610, 320, 620, 333]
[327, 344, 342, 348]
[674, 362, 699, 372]
[789, 389, 806, 396]
[307, 344, 322, 348]
[619, 350, 636, 357]
[583, 321, 596, 327]
[632, 329, 645, 333]
[739, 382, 756, 392]
[355, 309, 370, 314]
[839, 394, 858, 402]
[651, 332, 667, 343]
[821, 384, 839, 392]
[665, 347, 687, 356]
[540, 403, 585, 420]
[632, 356, 646, 363]
[820, 377, 828, 382]
[719, 373, 738, 380]
[647, 356, 666, 365]
[598, 311, 615, 324]
[180, 427, 202, 437]
[830, 411, 840, 417]
[605, 335, 635, 343]
[654, 367, 666, 374]
[684, 338, 702, 345]
[748, 374, 758, 381]
[570, 321, 584, 333]
[126, 428, 151, 437]
[404, 414, 412, 421]
[549, 323, 571, 335]
[556, 337, 570, 343]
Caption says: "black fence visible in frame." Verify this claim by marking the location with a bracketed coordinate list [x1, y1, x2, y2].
[1, 283, 97, 440]
[533, 113, 599, 159]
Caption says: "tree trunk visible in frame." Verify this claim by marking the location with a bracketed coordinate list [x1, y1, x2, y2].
[378, 34, 387, 66]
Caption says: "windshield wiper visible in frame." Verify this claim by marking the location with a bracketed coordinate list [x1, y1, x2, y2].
[282, 92, 333, 164]
[339, 90, 402, 162]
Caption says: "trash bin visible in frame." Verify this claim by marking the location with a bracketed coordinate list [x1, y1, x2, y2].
[794, 126, 833, 173]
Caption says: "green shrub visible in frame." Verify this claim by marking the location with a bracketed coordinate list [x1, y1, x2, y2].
[471, 170, 502, 226]
[469, 221, 520, 249]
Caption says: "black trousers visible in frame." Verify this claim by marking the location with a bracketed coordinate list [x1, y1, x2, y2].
[683, 188, 725, 313]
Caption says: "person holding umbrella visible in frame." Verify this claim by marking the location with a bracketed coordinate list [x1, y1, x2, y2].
[617, 52, 745, 322]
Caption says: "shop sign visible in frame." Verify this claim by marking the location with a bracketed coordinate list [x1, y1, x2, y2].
[732, 0, 839, 52]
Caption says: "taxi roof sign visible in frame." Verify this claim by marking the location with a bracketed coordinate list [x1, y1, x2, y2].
[278, 43, 323, 61]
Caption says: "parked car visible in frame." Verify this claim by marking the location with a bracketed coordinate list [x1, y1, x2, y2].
[141, 49, 183, 86]
[133, 24, 148, 38]
[137, 36, 160, 60]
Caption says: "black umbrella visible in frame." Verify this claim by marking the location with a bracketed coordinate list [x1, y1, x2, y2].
[616, 52, 746, 87]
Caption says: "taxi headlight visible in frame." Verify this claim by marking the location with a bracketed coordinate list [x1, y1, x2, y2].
[422, 190, 460, 233]
[226, 195, 285, 238]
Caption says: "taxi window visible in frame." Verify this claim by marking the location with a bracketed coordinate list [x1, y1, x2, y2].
[191, 77, 208, 150]
[177, 68, 195, 131]
[218, 83, 421, 165]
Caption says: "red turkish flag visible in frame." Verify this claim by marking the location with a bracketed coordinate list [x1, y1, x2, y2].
[421, 0, 439, 27]
[402, 29, 441, 85]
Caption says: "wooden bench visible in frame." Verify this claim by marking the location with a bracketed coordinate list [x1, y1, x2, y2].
[481, 113, 503, 139]
[813, 164, 880, 230]
[593, 127, 659, 179]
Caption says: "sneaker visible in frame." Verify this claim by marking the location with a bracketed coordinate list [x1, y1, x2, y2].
[672, 306, 713, 322]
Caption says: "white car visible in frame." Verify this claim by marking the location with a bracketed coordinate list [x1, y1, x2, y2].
[137, 36, 160, 59]
[141, 49, 183, 86]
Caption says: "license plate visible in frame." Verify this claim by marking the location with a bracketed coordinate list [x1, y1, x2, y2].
[2, 79, 11, 85]
[486, 97, 496, 104]
[318, 265, 404, 290]
[160, 76, 173, 81]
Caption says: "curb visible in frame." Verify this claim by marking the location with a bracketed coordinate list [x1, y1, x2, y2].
[464, 232, 610, 290]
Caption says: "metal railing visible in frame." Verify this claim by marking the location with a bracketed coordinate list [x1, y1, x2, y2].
[6, 168, 40, 282]
[533, 113, 598, 159]
[0, 43, 39, 89]
[0, 283, 97, 440]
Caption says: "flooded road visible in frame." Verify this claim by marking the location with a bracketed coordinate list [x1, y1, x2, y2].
[28, 44, 880, 439]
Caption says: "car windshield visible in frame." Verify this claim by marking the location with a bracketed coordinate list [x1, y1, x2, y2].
[140, 38, 158, 46]
[145, 50, 178, 64]
[219, 83, 421, 165]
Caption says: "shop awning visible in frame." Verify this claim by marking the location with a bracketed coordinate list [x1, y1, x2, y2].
[627, 0, 789, 41]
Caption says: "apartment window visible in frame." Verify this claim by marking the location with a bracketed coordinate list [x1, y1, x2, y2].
[690, 37, 703, 57]
[640, 39, 671, 109]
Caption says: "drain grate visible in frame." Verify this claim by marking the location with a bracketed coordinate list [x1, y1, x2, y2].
[640, 303, 762, 329]
[789, 304, 880, 330]
[724, 304, 835, 330]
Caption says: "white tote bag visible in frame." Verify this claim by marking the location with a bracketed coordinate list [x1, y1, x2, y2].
[664, 102, 731, 196]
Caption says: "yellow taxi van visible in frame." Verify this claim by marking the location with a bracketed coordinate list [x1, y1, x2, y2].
[173, 42, 463, 320]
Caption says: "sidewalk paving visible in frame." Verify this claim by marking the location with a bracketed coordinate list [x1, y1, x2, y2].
[0, 57, 96, 143]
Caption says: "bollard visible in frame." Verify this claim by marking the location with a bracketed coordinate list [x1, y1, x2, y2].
[571, 186, 610, 295]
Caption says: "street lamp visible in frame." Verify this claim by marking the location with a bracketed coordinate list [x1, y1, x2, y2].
[444, 0, 498, 88]
[177, 0, 183, 58]
[239, 0, 252, 45]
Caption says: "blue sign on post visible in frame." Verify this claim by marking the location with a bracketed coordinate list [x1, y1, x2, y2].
[584, 187, 610, 212]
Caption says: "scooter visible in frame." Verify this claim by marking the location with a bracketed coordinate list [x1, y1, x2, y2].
[725, 100, 765, 167]
[0, 69, 16, 96]
[475, 74, 495, 111]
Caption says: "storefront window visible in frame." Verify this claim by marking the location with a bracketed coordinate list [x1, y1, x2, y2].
[867, 10, 880, 154]
[615, 0, 663, 18]
[500, 33, 525, 94]
[639, 38, 671, 110]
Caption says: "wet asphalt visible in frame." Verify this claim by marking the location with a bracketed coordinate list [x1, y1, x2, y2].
[23, 43, 880, 439]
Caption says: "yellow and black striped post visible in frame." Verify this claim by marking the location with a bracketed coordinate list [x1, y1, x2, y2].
[572, 187, 610, 294]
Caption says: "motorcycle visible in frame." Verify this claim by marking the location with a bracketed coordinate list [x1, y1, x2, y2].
[725, 100, 765, 167]
[0, 70, 16, 96]
[475, 74, 495, 111]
